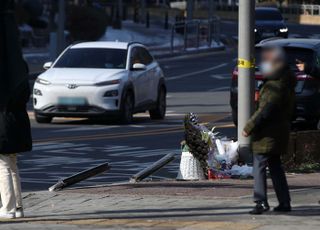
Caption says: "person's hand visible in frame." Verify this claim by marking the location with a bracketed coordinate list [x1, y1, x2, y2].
[242, 130, 249, 137]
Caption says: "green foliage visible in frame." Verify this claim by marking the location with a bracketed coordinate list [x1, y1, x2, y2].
[67, 5, 108, 42]
[287, 163, 320, 173]
[283, 131, 320, 172]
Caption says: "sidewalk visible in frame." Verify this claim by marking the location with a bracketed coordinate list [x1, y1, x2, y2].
[1, 173, 319, 229]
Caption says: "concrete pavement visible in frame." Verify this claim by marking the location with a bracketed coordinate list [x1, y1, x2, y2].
[1, 173, 319, 229]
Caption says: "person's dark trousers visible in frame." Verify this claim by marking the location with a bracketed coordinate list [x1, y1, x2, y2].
[253, 154, 291, 204]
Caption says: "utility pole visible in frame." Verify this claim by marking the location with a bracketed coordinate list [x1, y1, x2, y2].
[237, 0, 255, 163]
[186, 0, 194, 21]
[57, 0, 65, 55]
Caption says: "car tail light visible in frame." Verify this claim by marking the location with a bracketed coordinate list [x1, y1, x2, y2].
[232, 68, 265, 81]
[255, 73, 264, 80]
[232, 69, 238, 81]
[255, 91, 260, 102]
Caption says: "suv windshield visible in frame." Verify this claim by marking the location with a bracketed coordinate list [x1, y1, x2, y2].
[256, 9, 283, 21]
[54, 48, 127, 69]
[256, 47, 315, 70]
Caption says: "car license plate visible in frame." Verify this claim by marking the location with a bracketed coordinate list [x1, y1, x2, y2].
[58, 97, 87, 106]
[263, 32, 274, 37]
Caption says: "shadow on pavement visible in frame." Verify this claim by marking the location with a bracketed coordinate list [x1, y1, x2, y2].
[288, 206, 320, 216]
[0, 206, 252, 224]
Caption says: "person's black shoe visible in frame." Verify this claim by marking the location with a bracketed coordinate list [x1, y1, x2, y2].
[249, 202, 270, 215]
[273, 203, 292, 212]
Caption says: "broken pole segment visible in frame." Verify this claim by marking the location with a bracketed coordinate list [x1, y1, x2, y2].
[130, 153, 176, 183]
[49, 163, 111, 192]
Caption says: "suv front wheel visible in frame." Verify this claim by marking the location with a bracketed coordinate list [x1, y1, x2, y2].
[35, 112, 53, 124]
[120, 92, 134, 124]
[149, 87, 166, 120]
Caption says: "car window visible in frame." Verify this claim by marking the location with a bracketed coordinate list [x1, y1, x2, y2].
[54, 48, 127, 69]
[139, 47, 154, 65]
[130, 47, 153, 67]
[256, 9, 283, 21]
[130, 47, 143, 68]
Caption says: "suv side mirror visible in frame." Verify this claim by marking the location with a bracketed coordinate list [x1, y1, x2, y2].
[43, 62, 53, 70]
[132, 63, 146, 71]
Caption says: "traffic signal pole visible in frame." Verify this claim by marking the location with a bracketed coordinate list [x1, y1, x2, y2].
[237, 0, 256, 163]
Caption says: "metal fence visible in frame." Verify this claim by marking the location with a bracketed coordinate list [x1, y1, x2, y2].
[282, 4, 320, 16]
[170, 17, 221, 53]
[210, 3, 320, 16]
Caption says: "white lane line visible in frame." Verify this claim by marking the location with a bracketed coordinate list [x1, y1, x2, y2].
[130, 125, 145, 128]
[167, 63, 228, 81]
[211, 73, 230, 80]
[208, 86, 230, 92]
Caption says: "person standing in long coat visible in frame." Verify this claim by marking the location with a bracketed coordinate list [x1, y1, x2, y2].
[0, 0, 32, 219]
[243, 46, 296, 215]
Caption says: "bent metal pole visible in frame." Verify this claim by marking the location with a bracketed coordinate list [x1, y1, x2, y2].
[237, 0, 255, 163]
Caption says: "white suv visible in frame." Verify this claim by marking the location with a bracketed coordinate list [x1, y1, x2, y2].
[33, 41, 167, 123]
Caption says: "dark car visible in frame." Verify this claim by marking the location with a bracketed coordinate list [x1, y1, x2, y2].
[255, 7, 288, 42]
[230, 38, 320, 129]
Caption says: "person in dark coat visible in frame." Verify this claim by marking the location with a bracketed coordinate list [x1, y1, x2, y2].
[243, 46, 296, 215]
[0, 0, 32, 219]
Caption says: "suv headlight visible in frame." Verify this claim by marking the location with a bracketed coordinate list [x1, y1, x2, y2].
[279, 28, 288, 33]
[36, 78, 51, 85]
[95, 79, 121, 86]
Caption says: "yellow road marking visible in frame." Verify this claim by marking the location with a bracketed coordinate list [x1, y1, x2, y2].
[34, 128, 182, 143]
[33, 114, 230, 144]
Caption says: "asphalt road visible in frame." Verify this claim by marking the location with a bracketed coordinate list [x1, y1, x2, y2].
[22, 20, 320, 192]
[22, 49, 237, 192]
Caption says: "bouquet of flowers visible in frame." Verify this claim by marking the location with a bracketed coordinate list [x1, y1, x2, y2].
[182, 113, 211, 177]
